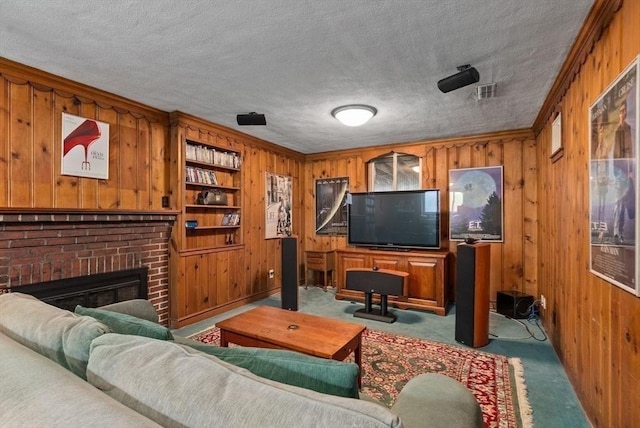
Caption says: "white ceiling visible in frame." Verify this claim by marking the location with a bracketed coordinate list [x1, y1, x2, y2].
[0, 0, 594, 154]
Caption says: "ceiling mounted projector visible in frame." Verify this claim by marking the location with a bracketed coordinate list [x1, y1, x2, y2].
[236, 112, 266, 126]
[437, 65, 480, 93]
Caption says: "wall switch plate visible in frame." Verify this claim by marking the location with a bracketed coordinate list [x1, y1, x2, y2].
[268, 269, 274, 279]
[161, 196, 169, 208]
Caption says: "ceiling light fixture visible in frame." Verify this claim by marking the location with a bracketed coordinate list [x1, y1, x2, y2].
[331, 105, 377, 127]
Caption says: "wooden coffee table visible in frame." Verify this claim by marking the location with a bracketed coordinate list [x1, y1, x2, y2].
[216, 305, 366, 387]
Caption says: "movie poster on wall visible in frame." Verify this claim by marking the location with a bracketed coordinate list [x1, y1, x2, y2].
[315, 177, 349, 235]
[265, 172, 293, 239]
[589, 55, 638, 296]
[61, 113, 109, 179]
[449, 166, 504, 242]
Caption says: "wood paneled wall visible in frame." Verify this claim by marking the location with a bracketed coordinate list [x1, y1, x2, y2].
[0, 58, 169, 211]
[304, 129, 538, 303]
[2, 2, 638, 423]
[535, 1, 639, 427]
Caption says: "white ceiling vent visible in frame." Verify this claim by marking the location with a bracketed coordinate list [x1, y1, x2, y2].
[476, 83, 497, 100]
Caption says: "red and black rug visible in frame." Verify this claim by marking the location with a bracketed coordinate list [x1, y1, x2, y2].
[190, 327, 532, 428]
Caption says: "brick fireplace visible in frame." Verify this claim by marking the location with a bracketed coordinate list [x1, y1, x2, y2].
[0, 209, 176, 324]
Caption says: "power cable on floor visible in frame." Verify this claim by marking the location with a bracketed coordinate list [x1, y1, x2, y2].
[489, 308, 547, 341]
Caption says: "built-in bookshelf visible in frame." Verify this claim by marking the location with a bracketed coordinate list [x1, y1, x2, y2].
[172, 136, 243, 252]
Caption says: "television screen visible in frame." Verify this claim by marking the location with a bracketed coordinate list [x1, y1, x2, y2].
[348, 189, 441, 250]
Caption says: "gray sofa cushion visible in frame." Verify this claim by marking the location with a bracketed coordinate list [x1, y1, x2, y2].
[88, 333, 402, 428]
[0, 292, 110, 379]
[0, 332, 162, 427]
[98, 299, 160, 323]
[391, 373, 483, 428]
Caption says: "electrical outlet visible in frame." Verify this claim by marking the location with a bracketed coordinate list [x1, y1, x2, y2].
[540, 294, 547, 309]
[268, 269, 274, 279]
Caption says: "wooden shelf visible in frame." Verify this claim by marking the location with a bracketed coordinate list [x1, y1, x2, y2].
[185, 204, 241, 210]
[186, 182, 240, 191]
[186, 225, 240, 231]
[168, 112, 246, 329]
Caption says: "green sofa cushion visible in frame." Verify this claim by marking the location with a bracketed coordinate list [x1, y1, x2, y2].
[173, 335, 359, 398]
[0, 292, 110, 379]
[75, 305, 173, 341]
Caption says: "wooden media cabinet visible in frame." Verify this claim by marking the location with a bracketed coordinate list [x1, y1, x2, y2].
[335, 248, 449, 315]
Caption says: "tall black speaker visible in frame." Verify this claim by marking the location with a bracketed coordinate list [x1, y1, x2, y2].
[281, 237, 298, 311]
[455, 243, 490, 348]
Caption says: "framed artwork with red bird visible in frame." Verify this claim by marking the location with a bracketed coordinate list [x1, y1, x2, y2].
[61, 113, 109, 179]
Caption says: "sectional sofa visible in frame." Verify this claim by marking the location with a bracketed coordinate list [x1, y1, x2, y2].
[0, 292, 482, 427]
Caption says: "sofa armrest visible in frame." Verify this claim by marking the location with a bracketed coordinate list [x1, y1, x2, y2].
[390, 374, 483, 428]
[98, 299, 159, 323]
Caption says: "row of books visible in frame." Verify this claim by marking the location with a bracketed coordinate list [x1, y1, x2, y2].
[186, 166, 217, 185]
[221, 212, 240, 226]
[186, 144, 242, 169]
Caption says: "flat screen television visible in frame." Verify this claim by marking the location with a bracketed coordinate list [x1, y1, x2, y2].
[348, 189, 441, 250]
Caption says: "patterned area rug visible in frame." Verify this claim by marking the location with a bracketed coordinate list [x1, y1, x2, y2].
[190, 327, 532, 428]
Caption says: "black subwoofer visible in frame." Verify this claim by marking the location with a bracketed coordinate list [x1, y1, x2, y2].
[496, 291, 534, 319]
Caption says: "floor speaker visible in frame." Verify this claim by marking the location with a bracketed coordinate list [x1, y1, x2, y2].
[281, 237, 298, 311]
[455, 243, 490, 348]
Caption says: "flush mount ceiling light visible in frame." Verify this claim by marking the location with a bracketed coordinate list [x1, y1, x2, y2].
[331, 105, 377, 127]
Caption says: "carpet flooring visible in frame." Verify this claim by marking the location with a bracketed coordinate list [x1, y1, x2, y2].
[190, 325, 530, 428]
[174, 287, 589, 427]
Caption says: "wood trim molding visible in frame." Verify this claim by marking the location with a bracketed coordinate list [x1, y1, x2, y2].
[305, 128, 534, 162]
[169, 111, 305, 160]
[532, 0, 622, 135]
[0, 57, 169, 124]
[0, 208, 178, 218]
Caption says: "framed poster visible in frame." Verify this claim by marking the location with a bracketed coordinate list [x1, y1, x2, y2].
[449, 166, 504, 242]
[265, 172, 293, 239]
[61, 113, 109, 179]
[315, 177, 349, 235]
[589, 55, 638, 296]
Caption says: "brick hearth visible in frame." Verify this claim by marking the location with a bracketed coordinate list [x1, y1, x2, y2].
[0, 209, 176, 324]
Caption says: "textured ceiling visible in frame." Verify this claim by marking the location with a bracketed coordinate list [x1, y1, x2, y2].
[0, 0, 594, 154]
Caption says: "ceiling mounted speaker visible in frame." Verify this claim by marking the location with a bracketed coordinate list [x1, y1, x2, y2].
[437, 66, 480, 93]
[237, 112, 266, 126]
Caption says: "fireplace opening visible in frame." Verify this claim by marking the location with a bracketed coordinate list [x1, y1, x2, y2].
[6, 267, 149, 312]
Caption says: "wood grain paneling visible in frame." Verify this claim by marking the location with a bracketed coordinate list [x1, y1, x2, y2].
[1, 2, 636, 423]
[0, 58, 169, 211]
[304, 130, 536, 305]
[535, 1, 638, 426]
[167, 112, 305, 327]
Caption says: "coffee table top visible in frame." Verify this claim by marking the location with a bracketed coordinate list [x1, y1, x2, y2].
[215, 305, 366, 359]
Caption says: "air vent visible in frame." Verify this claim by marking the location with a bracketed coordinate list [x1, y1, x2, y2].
[476, 83, 497, 100]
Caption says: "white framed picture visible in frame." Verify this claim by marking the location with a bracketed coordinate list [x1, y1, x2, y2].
[61, 113, 109, 179]
[265, 172, 292, 239]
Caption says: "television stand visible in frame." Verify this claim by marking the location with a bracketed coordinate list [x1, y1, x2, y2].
[335, 248, 450, 316]
[346, 268, 409, 323]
